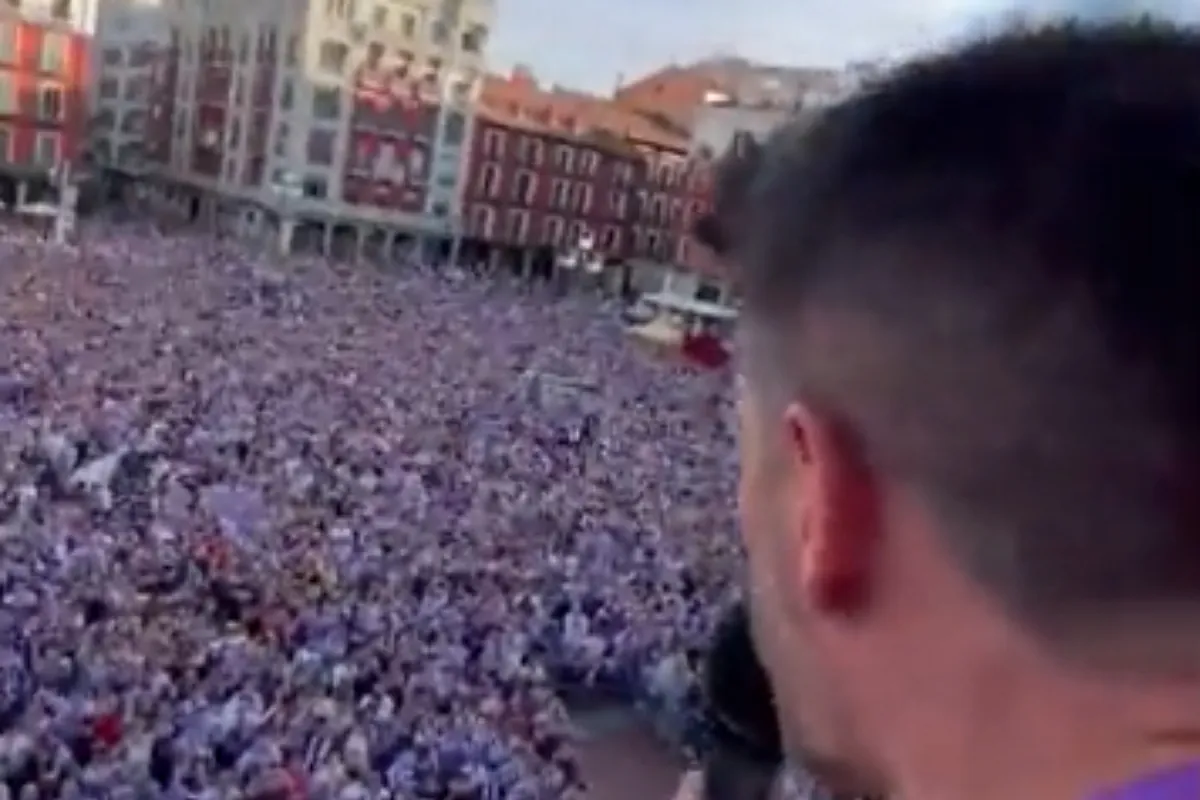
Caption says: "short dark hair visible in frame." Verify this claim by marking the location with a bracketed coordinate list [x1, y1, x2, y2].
[702, 21, 1200, 653]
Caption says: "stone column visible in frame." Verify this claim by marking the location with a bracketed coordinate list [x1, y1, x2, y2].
[520, 248, 536, 280]
[383, 230, 397, 264]
[279, 219, 296, 256]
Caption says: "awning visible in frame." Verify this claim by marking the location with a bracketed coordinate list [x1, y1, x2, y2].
[627, 316, 684, 347]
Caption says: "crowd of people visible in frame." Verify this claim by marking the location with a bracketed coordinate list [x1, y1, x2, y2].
[0, 221, 745, 799]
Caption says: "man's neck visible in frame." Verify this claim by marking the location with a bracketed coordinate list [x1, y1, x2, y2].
[889, 663, 1200, 800]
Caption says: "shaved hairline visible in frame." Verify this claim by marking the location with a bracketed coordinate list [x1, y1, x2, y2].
[736, 234, 1200, 661]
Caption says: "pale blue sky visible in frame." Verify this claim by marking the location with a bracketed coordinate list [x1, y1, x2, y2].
[487, 0, 1200, 92]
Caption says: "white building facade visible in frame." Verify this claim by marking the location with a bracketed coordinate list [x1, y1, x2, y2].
[90, 0, 169, 171]
[147, 0, 493, 257]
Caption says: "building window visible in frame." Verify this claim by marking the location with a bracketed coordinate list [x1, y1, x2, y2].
[311, 86, 341, 119]
[653, 195, 668, 222]
[274, 123, 289, 157]
[580, 150, 599, 175]
[0, 74, 13, 115]
[505, 209, 529, 243]
[399, 147, 422, 183]
[567, 221, 586, 246]
[656, 234, 671, 260]
[302, 175, 327, 198]
[512, 170, 536, 205]
[40, 33, 66, 74]
[553, 145, 574, 172]
[101, 47, 123, 66]
[430, 19, 450, 46]
[573, 183, 592, 214]
[696, 281, 723, 303]
[372, 5, 387, 27]
[98, 77, 119, 99]
[0, 125, 11, 163]
[306, 129, 335, 165]
[279, 79, 294, 109]
[362, 41, 384, 70]
[670, 198, 684, 225]
[442, 110, 465, 145]
[318, 40, 349, 74]
[676, 237, 691, 266]
[482, 129, 505, 158]
[516, 136, 535, 163]
[123, 76, 147, 102]
[39, 85, 64, 121]
[448, 74, 473, 104]
[424, 57, 441, 85]
[461, 24, 488, 53]
[542, 216, 564, 247]
[400, 13, 416, 37]
[470, 205, 495, 239]
[286, 35, 299, 66]
[0, 22, 14, 64]
[50, 0, 72, 21]
[600, 226, 620, 251]
[731, 130, 756, 157]
[607, 189, 626, 217]
[478, 163, 501, 198]
[547, 179, 568, 209]
[645, 230, 660, 254]
[120, 109, 145, 134]
[34, 132, 60, 166]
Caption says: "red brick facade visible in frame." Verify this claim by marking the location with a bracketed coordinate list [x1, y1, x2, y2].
[462, 112, 637, 259]
[460, 71, 710, 270]
[0, 17, 89, 171]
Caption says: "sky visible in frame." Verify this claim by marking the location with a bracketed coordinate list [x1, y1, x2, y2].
[487, 0, 1200, 92]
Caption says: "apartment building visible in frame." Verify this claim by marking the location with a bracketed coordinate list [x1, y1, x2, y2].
[457, 68, 711, 292]
[90, 0, 168, 173]
[145, 0, 492, 258]
[648, 61, 876, 303]
[0, 0, 93, 203]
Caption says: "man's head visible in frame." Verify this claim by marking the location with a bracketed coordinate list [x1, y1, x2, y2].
[698, 21, 1200, 798]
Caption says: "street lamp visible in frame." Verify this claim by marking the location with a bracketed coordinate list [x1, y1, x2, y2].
[271, 170, 303, 256]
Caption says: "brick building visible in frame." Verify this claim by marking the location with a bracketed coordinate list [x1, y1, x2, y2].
[145, 0, 492, 259]
[0, 4, 91, 204]
[457, 68, 714, 292]
[618, 59, 870, 307]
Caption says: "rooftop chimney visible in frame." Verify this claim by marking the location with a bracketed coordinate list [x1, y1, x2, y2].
[510, 64, 538, 89]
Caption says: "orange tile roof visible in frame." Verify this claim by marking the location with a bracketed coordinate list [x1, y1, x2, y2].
[478, 72, 689, 155]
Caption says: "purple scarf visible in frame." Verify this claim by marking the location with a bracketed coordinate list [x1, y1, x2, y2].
[1092, 762, 1200, 800]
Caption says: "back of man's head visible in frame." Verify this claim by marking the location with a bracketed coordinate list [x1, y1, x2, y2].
[704, 19, 1200, 800]
[716, 19, 1200, 653]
